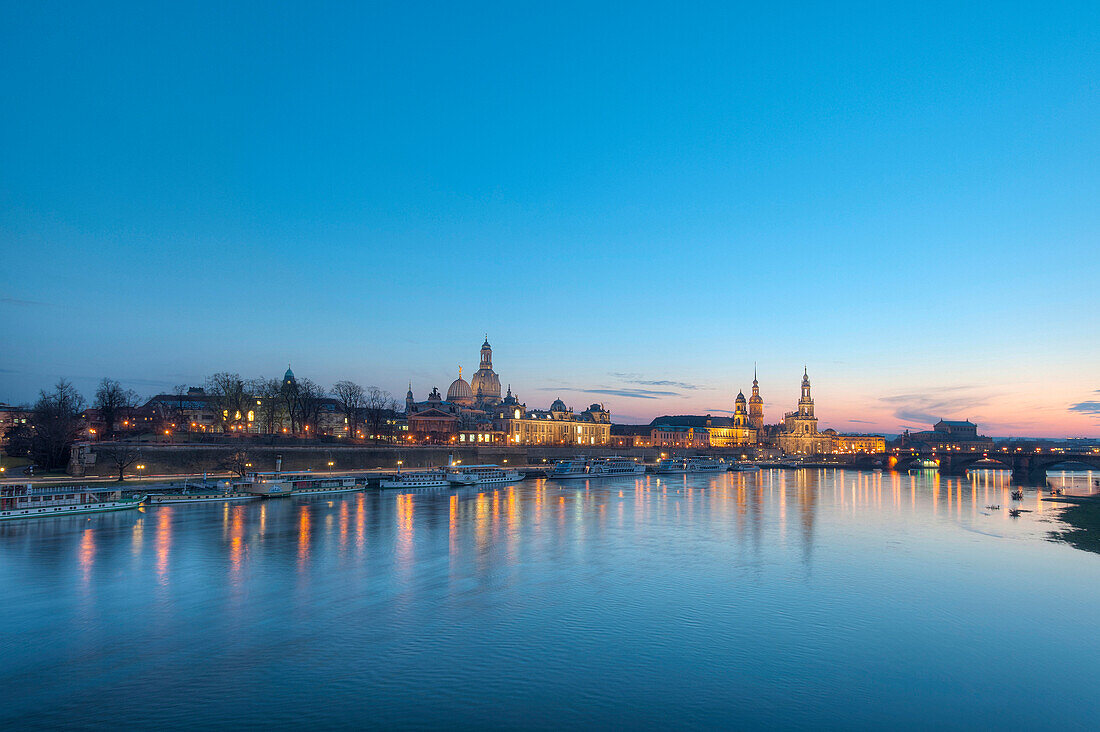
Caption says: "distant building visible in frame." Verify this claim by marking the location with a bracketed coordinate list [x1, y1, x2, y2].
[651, 424, 710, 449]
[610, 424, 653, 448]
[748, 368, 765, 431]
[777, 368, 837, 455]
[406, 337, 612, 445]
[406, 387, 463, 440]
[649, 412, 756, 448]
[898, 420, 994, 452]
[494, 393, 611, 446]
[144, 376, 349, 437]
[836, 434, 886, 454]
[0, 403, 32, 447]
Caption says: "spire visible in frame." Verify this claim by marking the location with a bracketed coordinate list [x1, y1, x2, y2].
[458, 365, 462, 379]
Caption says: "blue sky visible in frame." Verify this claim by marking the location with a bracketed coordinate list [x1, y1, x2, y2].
[2, 1, 1098, 435]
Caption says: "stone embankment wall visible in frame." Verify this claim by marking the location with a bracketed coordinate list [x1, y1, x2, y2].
[68, 442, 672, 477]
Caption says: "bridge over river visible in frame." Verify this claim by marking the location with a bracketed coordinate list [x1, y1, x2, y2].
[887, 450, 1100, 483]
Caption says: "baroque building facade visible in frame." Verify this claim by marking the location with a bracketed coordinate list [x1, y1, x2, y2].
[405, 337, 612, 445]
[777, 368, 838, 455]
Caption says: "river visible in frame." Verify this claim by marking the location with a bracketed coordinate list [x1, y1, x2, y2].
[2, 469, 1098, 729]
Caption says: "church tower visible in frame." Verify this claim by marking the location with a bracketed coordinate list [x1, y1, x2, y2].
[798, 367, 815, 418]
[748, 365, 764, 430]
[469, 335, 502, 405]
[734, 390, 749, 428]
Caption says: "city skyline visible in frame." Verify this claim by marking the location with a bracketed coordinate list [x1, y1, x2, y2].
[2, 2, 1098, 437]
[2, 333, 1097, 438]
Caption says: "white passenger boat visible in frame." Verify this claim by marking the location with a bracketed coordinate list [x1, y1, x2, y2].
[446, 464, 521, 486]
[728, 462, 760, 472]
[654, 456, 727, 474]
[0, 483, 146, 521]
[550, 456, 646, 479]
[380, 469, 450, 490]
[233, 471, 361, 497]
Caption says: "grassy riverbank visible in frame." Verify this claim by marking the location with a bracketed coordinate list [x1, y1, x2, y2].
[1049, 494, 1100, 555]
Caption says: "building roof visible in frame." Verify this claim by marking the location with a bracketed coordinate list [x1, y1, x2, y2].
[610, 424, 652, 436]
[447, 374, 472, 401]
[650, 415, 735, 428]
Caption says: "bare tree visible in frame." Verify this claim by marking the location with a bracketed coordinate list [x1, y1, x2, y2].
[30, 379, 86, 471]
[332, 380, 366, 439]
[220, 450, 251, 478]
[206, 372, 250, 433]
[162, 384, 190, 430]
[281, 377, 300, 434]
[363, 386, 399, 440]
[101, 444, 141, 481]
[250, 377, 286, 435]
[295, 378, 327, 435]
[94, 378, 139, 437]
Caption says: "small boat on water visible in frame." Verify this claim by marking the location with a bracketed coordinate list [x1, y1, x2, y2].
[0, 483, 145, 521]
[446, 464, 522, 486]
[380, 469, 449, 490]
[550, 456, 646, 480]
[728, 462, 760, 473]
[233, 471, 361, 497]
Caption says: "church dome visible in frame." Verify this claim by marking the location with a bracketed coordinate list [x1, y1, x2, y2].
[550, 398, 568, 412]
[735, 391, 746, 404]
[447, 369, 474, 405]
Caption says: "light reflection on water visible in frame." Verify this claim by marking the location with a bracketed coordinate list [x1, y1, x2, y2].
[1, 469, 1099, 730]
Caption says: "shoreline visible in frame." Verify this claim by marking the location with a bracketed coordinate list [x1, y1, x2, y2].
[1048, 493, 1100, 555]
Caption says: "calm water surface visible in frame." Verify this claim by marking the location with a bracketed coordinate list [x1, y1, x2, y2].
[2, 469, 1099, 730]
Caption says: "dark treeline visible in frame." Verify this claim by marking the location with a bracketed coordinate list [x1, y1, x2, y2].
[3, 375, 400, 473]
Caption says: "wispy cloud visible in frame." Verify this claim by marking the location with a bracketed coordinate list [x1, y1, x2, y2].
[1, 297, 49, 307]
[609, 372, 700, 390]
[846, 419, 875, 424]
[704, 407, 736, 414]
[1069, 400, 1100, 417]
[880, 385, 989, 425]
[539, 387, 679, 400]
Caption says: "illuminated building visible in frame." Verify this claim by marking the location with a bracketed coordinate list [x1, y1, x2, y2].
[836, 434, 887, 453]
[494, 392, 611, 446]
[777, 368, 838, 455]
[406, 337, 611, 445]
[898, 420, 994, 452]
[748, 368, 764, 431]
[469, 337, 502, 405]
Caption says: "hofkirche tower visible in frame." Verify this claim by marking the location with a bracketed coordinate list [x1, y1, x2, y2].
[748, 365, 764, 430]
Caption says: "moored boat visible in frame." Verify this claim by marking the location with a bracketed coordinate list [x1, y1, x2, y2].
[655, 456, 727, 474]
[148, 489, 255, 504]
[233, 471, 361, 497]
[446, 464, 521, 486]
[380, 469, 450, 490]
[727, 462, 760, 473]
[551, 456, 645, 480]
[0, 483, 145, 521]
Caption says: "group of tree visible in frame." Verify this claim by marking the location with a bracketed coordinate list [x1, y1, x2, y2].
[200, 373, 399, 437]
[3, 374, 402, 472]
[4, 379, 86, 471]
